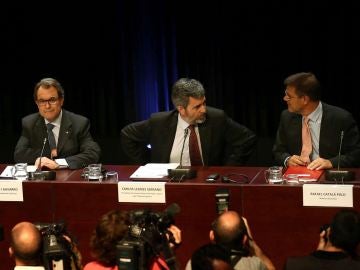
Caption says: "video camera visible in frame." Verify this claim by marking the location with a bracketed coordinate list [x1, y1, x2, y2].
[117, 203, 180, 270]
[35, 222, 79, 270]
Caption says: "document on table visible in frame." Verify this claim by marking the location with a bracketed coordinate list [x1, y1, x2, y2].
[0, 165, 37, 178]
[130, 163, 179, 179]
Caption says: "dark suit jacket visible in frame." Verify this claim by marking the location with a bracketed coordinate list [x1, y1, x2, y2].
[273, 103, 360, 168]
[14, 109, 101, 169]
[121, 106, 256, 165]
[285, 251, 360, 270]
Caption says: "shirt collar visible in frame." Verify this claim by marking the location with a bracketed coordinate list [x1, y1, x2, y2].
[177, 113, 191, 130]
[44, 110, 63, 128]
[305, 102, 322, 123]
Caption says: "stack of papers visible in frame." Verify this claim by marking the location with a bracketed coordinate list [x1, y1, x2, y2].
[130, 163, 179, 179]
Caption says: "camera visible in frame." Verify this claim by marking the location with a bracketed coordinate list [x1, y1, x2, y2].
[117, 203, 180, 270]
[35, 222, 80, 270]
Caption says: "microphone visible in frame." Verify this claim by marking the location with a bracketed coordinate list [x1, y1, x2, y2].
[37, 138, 47, 172]
[179, 128, 189, 168]
[168, 128, 196, 181]
[325, 130, 355, 181]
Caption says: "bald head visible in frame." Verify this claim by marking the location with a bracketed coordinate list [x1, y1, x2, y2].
[212, 211, 247, 249]
[10, 222, 42, 265]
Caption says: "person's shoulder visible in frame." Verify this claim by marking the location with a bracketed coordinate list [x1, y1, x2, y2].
[322, 103, 353, 118]
[22, 112, 41, 122]
[206, 106, 226, 116]
[235, 256, 265, 269]
[62, 109, 89, 122]
[84, 261, 118, 270]
[149, 110, 178, 123]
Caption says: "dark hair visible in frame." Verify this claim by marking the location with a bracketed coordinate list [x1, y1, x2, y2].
[191, 243, 232, 270]
[211, 212, 247, 251]
[90, 210, 130, 266]
[171, 78, 205, 108]
[284, 72, 321, 101]
[34, 77, 65, 101]
[329, 209, 360, 258]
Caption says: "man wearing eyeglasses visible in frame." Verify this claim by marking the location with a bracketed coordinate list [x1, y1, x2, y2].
[273, 72, 360, 170]
[14, 78, 101, 169]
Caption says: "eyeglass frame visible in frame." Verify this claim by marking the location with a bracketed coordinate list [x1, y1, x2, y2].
[36, 97, 60, 106]
[284, 89, 303, 100]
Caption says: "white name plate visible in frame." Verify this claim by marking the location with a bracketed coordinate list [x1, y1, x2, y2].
[0, 181, 24, 201]
[118, 181, 166, 203]
[303, 184, 353, 207]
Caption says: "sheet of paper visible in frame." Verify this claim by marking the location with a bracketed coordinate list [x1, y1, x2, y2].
[130, 163, 179, 178]
[0, 165, 37, 177]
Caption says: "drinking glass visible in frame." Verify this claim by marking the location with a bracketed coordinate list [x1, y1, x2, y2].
[11, 163, 28, 180]
[105, 171, 119, 182]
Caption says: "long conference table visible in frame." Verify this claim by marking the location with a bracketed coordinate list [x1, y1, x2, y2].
[1, 164, 360, 269]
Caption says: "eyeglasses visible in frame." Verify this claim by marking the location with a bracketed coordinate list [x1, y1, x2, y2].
[284, 90, 297, 100]
[36, 97, 59, 106]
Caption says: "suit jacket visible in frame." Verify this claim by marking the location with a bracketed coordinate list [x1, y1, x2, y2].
[273, 103, 360, 167]
[121, 106, 256, 166]
[14, 109, 101, 169]
[285, 251, 360, 270]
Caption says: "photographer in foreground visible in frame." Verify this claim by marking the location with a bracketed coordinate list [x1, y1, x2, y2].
[285, 209, 360, 270]
[186, 211, 275, 270]
[84, 209, 181, 270]
[9, 221, 44, 269]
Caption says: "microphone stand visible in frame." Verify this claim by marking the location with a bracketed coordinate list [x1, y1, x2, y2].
[325, 131, 354, 181]
[168, 128, 196, 181]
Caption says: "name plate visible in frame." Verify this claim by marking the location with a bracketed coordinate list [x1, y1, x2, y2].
[118, 181, 166, 203]
[303, 184, 353, 207]
[0, 181, 24, 201]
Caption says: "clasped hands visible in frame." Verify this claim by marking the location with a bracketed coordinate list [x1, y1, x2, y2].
[287, 155, 333, 170]
[35, 157, 60, 170]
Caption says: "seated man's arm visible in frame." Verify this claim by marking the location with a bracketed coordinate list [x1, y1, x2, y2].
[14, 121, 40, 164]
[64, 119, 101, 169]
[121, 120, 151, 164]
[224, 117, 257, 165]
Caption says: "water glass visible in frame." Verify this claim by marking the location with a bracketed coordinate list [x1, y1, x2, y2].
[84, 164, 103, 181]
[11, 163, 28, 180]
[264, 166, 283, 184]
[105, 171, 119, 182]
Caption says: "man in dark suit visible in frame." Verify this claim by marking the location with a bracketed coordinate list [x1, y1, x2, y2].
[121, 78, 256, 166]
[285, 209, 360, 270]
[14, 78, 101, 169]
[273, 72, 360, 169]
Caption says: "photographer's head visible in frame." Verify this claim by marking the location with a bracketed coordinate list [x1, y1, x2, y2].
[328, 209, 360, 257]
[210, 211, 248, 252]
[191, 243, 233, 270]
[9, 222, 42, 266]
[90, 209, 130, 267]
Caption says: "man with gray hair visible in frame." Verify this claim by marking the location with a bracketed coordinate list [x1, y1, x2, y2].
[121, 78, 256, 166]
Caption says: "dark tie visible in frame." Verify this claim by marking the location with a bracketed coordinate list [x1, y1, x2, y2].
[46, 123, 57, 157]
[188, 125, 203, 166]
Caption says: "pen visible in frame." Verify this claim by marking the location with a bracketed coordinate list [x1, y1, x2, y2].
[296, 174, 311, 177]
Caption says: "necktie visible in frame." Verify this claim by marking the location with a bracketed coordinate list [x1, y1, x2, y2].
[46, 123, 57, 158]
[300, 116, 312, 163]
[188, 125, 203, 166]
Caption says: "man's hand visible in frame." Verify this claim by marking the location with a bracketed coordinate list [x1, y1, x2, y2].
[167, 225, 181, 248]
[307, 158, 333, 170]
[317, 229, 328, 250]
[35, 157, 60, 170]
[287, 155, 309, 166]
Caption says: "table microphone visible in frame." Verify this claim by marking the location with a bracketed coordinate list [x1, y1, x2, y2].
[29, 137, 56, 180]
[168, 128, 196, 180]
[37, 138, 47, 172]
[325, 131, 355, 181]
